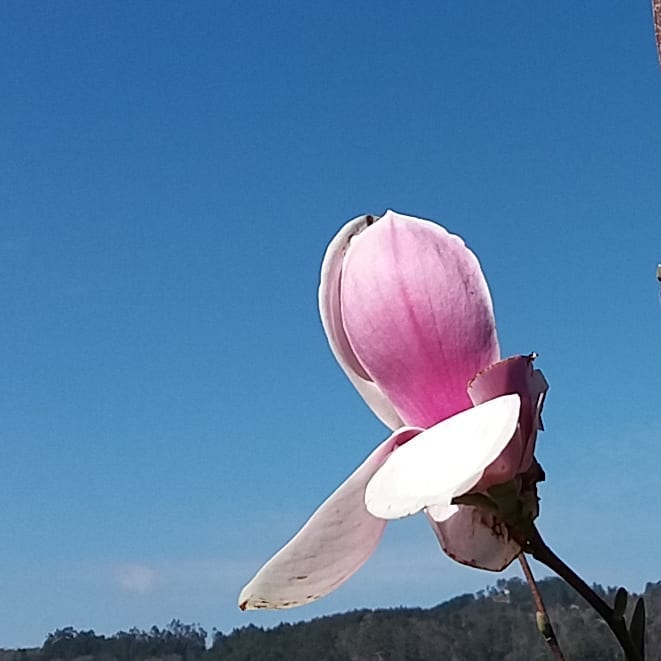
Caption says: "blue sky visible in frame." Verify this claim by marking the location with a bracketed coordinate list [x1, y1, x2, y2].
[1, 0, 660, 649]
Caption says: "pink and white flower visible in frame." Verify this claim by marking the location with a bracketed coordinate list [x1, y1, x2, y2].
[239, 211, 548, 611]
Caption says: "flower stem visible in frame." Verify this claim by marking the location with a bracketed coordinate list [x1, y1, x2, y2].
[524, 523, 643, 661]
[517, 553, 565, 660]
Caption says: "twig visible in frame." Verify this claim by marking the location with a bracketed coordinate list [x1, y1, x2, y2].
[525, 524, 643, 661]
[518, 554, 565, 660]
[653, 0, 661, 70]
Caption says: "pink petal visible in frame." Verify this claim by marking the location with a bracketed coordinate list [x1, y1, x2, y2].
[365, 394, 520, 519]
[340, 210, 500, 428]
[319, 214, 405, 430]
[426, 506, 521, 571]
[238, 426, 421, 610]
[468, 355, 549, 492]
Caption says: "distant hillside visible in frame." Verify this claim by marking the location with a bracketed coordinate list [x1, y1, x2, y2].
[3, 577, 660, 661]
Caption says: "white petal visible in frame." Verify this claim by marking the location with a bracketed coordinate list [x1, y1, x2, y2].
[238, 426, 422, 610]
[318, 214, 405, 430]
[365, 394, 520, 519]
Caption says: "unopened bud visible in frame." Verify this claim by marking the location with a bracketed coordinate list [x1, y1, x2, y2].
[536, 611, 553, 641]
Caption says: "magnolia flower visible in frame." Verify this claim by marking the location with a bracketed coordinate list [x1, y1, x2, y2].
[239, 211, 548, 611]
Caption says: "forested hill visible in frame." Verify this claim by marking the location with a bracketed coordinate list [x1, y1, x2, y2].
[3, 577, 661, 661]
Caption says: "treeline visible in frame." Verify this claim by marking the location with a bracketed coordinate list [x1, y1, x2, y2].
[211, 578, 661, 660]
[3, 578, 661, 661]
[44, 621, 206, 661]
[2, 622, 207, 661]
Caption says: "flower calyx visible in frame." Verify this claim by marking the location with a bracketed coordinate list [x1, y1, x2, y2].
[453, 460, 545, 547]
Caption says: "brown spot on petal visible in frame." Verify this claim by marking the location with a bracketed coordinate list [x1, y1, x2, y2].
[239, 600, 248, 611]
[346, 215, 379, 252]
[445, 549, 470, 564]
[478, 509, 511, 542]
[294, 575, 308, 580]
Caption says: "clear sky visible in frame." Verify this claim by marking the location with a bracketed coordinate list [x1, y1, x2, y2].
[1, 0, 660, 649]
